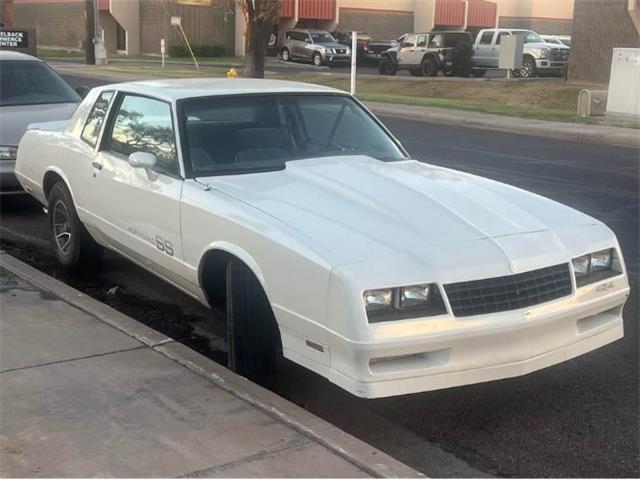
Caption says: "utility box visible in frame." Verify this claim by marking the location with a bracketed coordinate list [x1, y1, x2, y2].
[0, 28, 37, 56]
[499, 35, 523, 70]
[607, 48, 640, 116]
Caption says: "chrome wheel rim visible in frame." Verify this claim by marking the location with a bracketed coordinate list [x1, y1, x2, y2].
[282, 50, 289, 61]
[313, 55, 321, 66]
[521, 61, 533, 77]
[53, 200, 72, 255]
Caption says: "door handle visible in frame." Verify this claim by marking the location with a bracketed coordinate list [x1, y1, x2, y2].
[92, 161, 103, 170]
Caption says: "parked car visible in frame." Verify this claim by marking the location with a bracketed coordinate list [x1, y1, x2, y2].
[15, 78, 629, 398]
[542, 35, 572, 47]
[280, 29, 350, 66]
[473, 28, 570, 78]
[332, 30, 379, 64]
[0, 51, 82, 194]
[379, 31, 474, 77]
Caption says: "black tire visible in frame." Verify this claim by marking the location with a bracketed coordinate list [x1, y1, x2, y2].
[312, 52, 323, 67]
[281, 48, 291, 62]
[378, 60, 397, 75]
[409, 68, 423, 77]
[421, 57, 438, 77]
[518, 55, 537, 78]
[226, 258, 281, 385]
[47, 181, 103, 269]
[472, 68, 487, 78]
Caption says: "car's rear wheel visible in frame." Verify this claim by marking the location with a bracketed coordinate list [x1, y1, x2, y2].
[421, 57, 438, 77]
[312, 52, 323, 66]
[226, 258, 281, 386]
[281, 48, 291, 62]
[48, 181, 103, 269]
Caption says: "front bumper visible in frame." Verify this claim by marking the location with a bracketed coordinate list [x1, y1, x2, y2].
[325, 54, 351, 64]
[0, 160, 24, 194]
[326, 277, 629, 398]
[536, 58, 568, 70]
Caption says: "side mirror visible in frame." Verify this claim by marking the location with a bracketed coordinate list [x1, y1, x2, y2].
[305, 38, 312, 43]
[128, 151, 157, 170]
[74, 86, 90, 99]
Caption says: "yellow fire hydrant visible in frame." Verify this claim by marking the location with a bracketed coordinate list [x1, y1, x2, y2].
[226, 68, 238, 78]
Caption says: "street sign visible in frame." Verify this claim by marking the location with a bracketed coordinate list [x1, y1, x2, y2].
[170, 16, 181, 26]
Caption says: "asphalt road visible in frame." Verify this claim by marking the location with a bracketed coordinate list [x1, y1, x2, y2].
[1, 73, 637, 478]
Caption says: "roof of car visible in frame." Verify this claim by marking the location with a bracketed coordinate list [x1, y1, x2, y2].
[95, 78, 345, 102]
[0, 50, 41, 61]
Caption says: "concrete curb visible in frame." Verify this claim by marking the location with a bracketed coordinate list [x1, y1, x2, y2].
[0, 252, 423, 479]
[366, 102, 640, 149]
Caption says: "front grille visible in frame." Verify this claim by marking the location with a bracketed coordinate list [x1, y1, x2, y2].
[549, 48, 569, 61]
[336, 48, 346, 54]
[444, 264, 572, 317]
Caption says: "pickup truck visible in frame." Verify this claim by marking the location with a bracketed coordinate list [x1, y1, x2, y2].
[473, 28, 570, 78]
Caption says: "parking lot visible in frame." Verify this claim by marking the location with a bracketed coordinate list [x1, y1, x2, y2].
[1, 71, 637, 478]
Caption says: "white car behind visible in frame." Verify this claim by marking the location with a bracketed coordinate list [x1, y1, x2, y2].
[14, 79, 630, 398]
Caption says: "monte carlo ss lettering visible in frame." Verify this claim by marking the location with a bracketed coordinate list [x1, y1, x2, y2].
[14, 79, 630, 398]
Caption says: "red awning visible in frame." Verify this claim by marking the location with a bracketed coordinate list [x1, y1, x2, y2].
[298, 0, 335, 20]
[434, 0, 465, 26]
[467, 0, 496, 27]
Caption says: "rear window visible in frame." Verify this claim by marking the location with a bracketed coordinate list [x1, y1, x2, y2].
[0, 60, 80, 107]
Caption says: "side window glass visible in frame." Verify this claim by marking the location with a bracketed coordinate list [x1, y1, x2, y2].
[496, 32, 510, 45]
[403, 34, 416, 48]
[479, 31, 494, 45]
[81, 91, 113, 147]
[106, 95, 178, 176]
[416, 35, 427, 47]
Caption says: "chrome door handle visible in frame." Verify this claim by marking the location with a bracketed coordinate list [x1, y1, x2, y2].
[92, 161, 102, 170]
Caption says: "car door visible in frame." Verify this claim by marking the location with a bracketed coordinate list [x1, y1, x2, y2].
[397, 34, 417, 66]
[90, 92, 186, 283]
[412, 34, 428, 64]
[474, 30, 496, 67]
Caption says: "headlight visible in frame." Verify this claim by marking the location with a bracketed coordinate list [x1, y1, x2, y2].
[0, 146, 18, 161]
[540, 47, 550, 58]
[571, 248, 622, 287]
[364, 283, 447, 323]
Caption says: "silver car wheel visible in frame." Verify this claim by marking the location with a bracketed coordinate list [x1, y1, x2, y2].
[53, 200, 72, 255]
[313, 53, 322, 66]
[281, 49, 290, 61]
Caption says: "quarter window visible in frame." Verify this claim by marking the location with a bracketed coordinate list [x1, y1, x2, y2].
[81, 91, 113, 147]
[106, 94, 178, 176]
[479, 31, 494, 45]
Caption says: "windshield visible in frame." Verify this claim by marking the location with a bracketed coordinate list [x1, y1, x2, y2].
[311, 32, 335, 43]
[0, 60, 80, 107]
[513, 30, 544, 44]
[180, 94, 407, 176]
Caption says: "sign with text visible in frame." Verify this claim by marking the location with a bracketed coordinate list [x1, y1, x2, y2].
[170, 16, 182, 26]
[0, 28, 36, 56]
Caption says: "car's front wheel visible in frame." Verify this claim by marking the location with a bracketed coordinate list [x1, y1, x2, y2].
[312, 52, 323, 67]
[48, 181, 102, 269]
[226, 258, 281, 386]
[281, 48, 291, 62]
[378, 59, 397, 75]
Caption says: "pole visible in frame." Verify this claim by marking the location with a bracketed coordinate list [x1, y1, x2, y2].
[85, 0, 95, 65]
[178, 23, 199, 71]
[350, 31, 357, 96]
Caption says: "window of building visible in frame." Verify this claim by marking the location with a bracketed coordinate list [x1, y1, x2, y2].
[116, 23, 126, 51]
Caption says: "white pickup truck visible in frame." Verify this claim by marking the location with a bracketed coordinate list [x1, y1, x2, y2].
[473, 28, 570, 77]
[14, 78, 628, 398]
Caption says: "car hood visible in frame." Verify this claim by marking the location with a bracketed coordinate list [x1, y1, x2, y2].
[526, 41, 569, 50]
[317, 42, 348, 49]
[0, 102, 78, 146]
[198, 156, 598, 265]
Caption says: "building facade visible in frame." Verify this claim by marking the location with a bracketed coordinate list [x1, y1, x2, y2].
[2, 0, 574, 57]
[567, 0, 640, 83]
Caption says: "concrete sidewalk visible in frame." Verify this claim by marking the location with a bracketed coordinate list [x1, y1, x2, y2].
[366, 102, 640, 149]
[0, 253, 420, 478]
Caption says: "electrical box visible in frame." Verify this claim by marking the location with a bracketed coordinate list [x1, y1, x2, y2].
[607, 48, 640, 116]
[499, 35, 523, 70]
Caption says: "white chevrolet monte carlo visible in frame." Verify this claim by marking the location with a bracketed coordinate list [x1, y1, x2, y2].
[15, 79, 629, 398]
